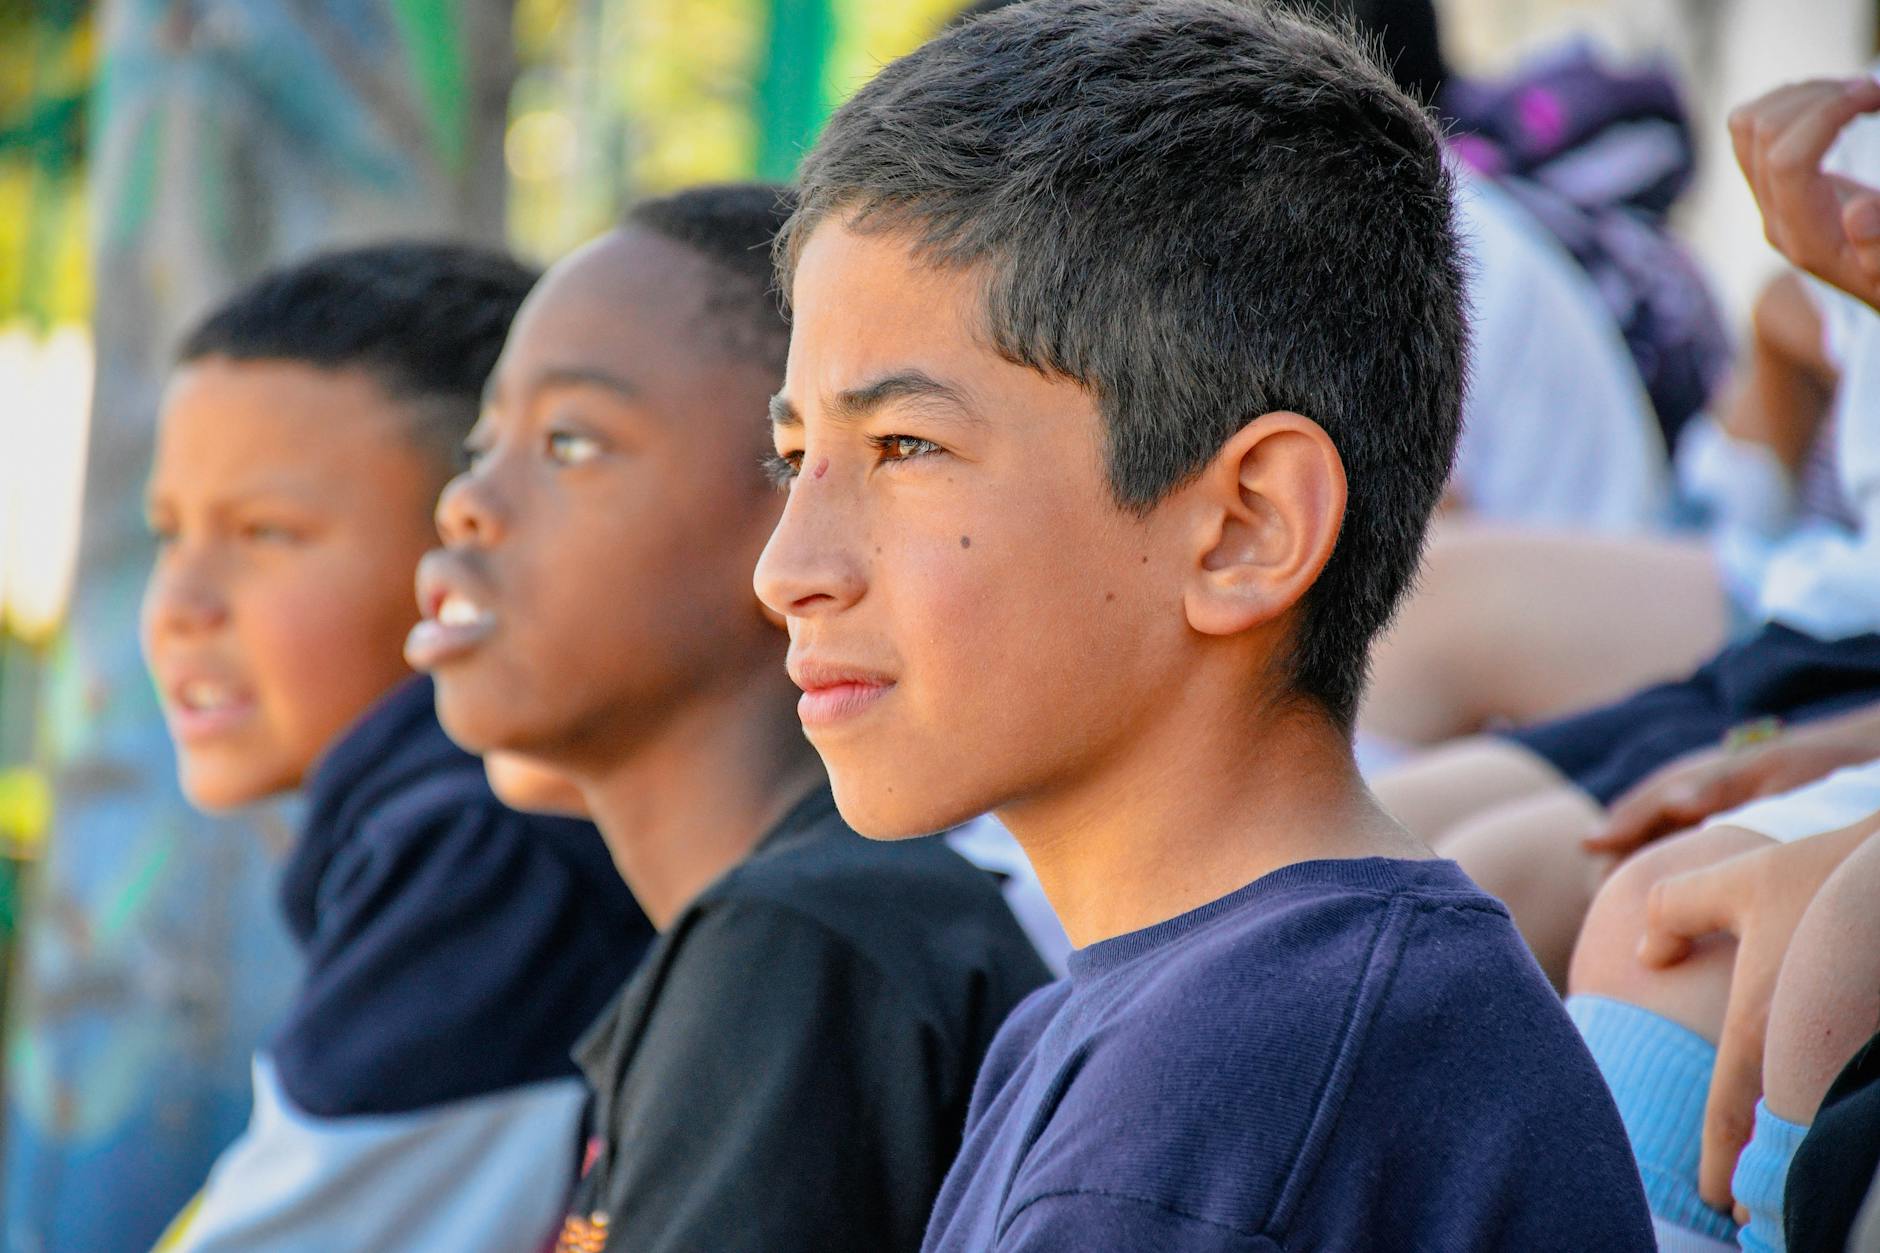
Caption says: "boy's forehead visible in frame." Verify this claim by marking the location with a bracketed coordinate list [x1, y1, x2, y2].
[498, 228, 711, 385]
[154, 359, 428, 494]
[786, 223, 997, 406]
[793, 220, 968, 328]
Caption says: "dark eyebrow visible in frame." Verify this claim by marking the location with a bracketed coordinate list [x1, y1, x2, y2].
[533, 366, 638, 399]
[485, 365, 638, 409]
[837, 371, 979, 425]
[767, 370, 983, 430]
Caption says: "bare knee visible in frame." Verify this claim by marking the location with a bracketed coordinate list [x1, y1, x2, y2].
[1568, 824, 1771, 1042]
[1440, 788, 1603, 990]
[1373, 737, 1566, 846]
[1765, 830, 1880, 1122]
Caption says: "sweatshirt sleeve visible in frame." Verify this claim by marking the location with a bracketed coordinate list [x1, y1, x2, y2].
[158, 1056, 588, 1253]
[163, 800, 648, 1253]
[1286, 900, 1656, 1252]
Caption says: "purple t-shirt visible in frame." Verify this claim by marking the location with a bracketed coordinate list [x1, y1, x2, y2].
[923, 857, 1654, 1251]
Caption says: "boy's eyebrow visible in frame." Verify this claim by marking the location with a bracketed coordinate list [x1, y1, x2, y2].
[768, 371, 983, 430]
[768, 393, 801, 428]
[486, 365, 639, 408]
[533, 366, 639, 399]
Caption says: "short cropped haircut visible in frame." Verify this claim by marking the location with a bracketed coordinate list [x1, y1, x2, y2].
[625, 183, 797, 376]
[176, 241, 538, 474]
[948, 0, 1028, 25]
[1295, 0, 1448, 106]
[784, 0, 1466, 727]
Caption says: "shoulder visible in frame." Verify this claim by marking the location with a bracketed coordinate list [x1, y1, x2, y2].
[1092, 872, 1580, 1100]
[322, 757, 627, 921]
[1009, 867, 1583, 1236]
[275, 756, 648, 1119]
[1089, 868, 1512, 1052]
[304, 762, 643, 1008]
[295, 676, 625, 919]
[275, 778, 648, 1114]
[1283, 885, 1650, 1246]
[656, 807, 1049, 1071]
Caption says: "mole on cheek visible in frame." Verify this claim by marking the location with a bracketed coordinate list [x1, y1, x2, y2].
[959, 535, 972, 549]
[812, 458, 829, 480]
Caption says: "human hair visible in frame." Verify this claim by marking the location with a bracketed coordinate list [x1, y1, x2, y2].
[783, 0, 1466, 727]
[1293, 0, 1447, 106]
[176, 240, 539, 474]
[947, 0, 1029, 26]
[954, 0, 1447, 107]
[625, 183, 797, 376]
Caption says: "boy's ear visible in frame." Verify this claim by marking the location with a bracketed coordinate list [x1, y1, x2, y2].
[1181, 411, 1346, 638]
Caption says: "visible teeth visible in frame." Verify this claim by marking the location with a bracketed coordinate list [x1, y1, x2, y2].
[437, 593, 488, 627]
[181, 680, 235, 711]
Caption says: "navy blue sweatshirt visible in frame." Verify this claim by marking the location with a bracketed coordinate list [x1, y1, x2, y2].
[923, 857, 1654, 1252]
[172, 676, 656, 1251]
[273, 674, 653, 1116]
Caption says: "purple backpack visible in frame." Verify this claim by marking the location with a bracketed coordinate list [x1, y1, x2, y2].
[1444, 40, 1732, 450]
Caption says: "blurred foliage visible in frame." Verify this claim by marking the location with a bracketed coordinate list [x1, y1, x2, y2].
[0, 766, 51, 858]
[0, 0, 91, 328]
[1, 0, 88, 884]
[7, 0, 972, 311]
[392, 0, 472, 174]
[507, 0, 960, 260]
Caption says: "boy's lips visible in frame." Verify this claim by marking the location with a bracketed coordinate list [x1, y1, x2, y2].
[787, 656, 897, 729]
[159, 672, 258, 743]
[408, 552, 498, 671]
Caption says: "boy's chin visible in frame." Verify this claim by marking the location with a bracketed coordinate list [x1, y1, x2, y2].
[826, 773, 981, 842]
[483, 753, 589, 819]
[429, 683, 510, 757]
[177, 763, 286, 814]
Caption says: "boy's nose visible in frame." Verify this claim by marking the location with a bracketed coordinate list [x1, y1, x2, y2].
[145, 560, 229, 638]
[753, 485, 866, 619]
[435, 469, 505, 547]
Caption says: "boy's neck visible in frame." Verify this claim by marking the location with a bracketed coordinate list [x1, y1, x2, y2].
[1000, 686, 1429, 950]
[574, 675, 825, 930]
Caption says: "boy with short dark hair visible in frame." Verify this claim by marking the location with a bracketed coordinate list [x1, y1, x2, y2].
[754, 2, 1654, 1247]
[408, 184, 1049, 1253]
[143, 243, 651, 1252]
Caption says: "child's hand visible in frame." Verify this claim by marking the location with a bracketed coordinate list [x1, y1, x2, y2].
[1588, 731, 1867, 857]
[1730, 77, 1880, 310]
[1635, 822, 1876, 1215]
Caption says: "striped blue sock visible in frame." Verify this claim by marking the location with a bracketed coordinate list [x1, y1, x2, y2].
[1733, 1100, 1807, 1253]
[1567, 994, 1739, 1245]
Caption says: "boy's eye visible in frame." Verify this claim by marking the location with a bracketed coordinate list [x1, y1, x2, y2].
[145, 516, 178, 546]
[763, 450, 803, 489]
[871, 434, 942, 464]
[546, 429, 602, 466]
[460, 440, 491, 471]
[239, 521, 301, 545]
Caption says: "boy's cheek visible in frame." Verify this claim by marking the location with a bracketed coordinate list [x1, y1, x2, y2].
[243, 573, 420, 772]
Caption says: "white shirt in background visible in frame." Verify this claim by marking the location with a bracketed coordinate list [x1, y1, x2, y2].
[1450, 170, 1669, 533]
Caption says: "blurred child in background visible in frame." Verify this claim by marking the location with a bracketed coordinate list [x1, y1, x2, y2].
[143, 244, 651, 1252]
